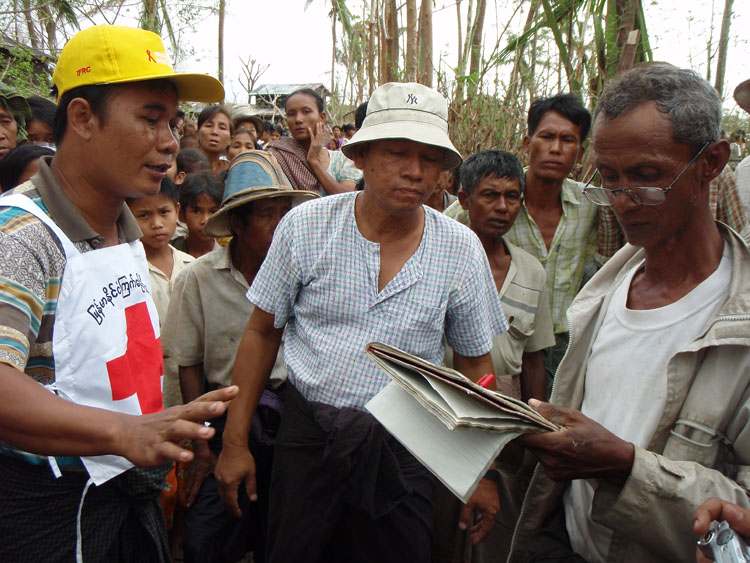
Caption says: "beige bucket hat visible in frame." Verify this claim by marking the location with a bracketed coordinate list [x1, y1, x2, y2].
[341, 82, 462, 170]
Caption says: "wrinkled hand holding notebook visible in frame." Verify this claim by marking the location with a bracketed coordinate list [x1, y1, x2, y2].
[365, 342, 558, 502]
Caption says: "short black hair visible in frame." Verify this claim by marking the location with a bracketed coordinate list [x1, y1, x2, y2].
[460, 149, 525, 198]
[0, 145, 55, 191]
[285, 88, 325, 113]
[342, 123, 355, 134]
[179, 170, 223, 210]
[197, 105, 233, 134]
[355, 102, 368, 129]
[53, 84, 114, 145]
[26, 95, 56, 128]
[53, 80, 177, 145]
[263, 121, 274, 133]
[527, 93, 591, 144]
[233, 128, 255, 139]
[180, 134, 198, 149]
[176, 148, 211, 175]
[159, 177, 179, 204]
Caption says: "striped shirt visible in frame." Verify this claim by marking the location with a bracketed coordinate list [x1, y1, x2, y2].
[247, 192, 507, 409]
[0, 157, 142, 383]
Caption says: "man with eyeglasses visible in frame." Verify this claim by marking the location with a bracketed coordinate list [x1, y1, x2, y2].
[505, 64, 750, 563]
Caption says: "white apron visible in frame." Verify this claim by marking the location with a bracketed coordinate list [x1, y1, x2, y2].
[0, 194, 164, 486]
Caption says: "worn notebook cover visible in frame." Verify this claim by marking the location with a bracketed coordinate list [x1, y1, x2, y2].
[364, 342, 557, 501]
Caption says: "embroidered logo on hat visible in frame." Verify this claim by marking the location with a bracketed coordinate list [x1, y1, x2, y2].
[341, 82, 462, 170]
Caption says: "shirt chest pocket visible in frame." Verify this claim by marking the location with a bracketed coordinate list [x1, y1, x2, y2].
[379, 297, 447, 357]
[506, 309, 535, 340]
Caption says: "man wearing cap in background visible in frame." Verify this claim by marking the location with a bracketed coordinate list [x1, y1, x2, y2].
[231, 104, 265, 149]
[0, 25, 235, 561]
[163, 151, 317, 563]
[215, 82, 506, 562]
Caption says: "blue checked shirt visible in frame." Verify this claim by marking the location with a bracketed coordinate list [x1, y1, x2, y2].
[247, 192, 507, 409]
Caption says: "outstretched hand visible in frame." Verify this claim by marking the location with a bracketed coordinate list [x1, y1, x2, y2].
[517, 399, 634, 484]
[115, 385, 238, 468]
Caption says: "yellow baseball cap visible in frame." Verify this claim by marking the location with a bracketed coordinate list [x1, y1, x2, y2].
[53, 25, 224, 103]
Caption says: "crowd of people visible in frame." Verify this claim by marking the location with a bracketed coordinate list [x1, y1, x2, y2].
[0, 22, 749, 563]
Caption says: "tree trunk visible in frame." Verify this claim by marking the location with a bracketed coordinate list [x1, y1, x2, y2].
[503, 0, 538, 108]
[714, 0, 733, 97]
[405, 0, 417, 81]
[383, 0, 398, 82]
[417, 0, 432, 86]
[377, 0, 385, 84]
[141, 0, 159, 32]
[368, 18, 375, 94]
[467, 0, 486, 94]
[218, 0, 225, 86]
[455, 0, 462, 70]
[331, 7, 337, 96]
[22, 0, 38, 50]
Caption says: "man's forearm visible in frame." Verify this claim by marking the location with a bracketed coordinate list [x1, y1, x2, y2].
[222, 310, 283, 447]
[453, 352, 494, 384]
[0, 363, 126, 456]
[520, 350, 547, 402]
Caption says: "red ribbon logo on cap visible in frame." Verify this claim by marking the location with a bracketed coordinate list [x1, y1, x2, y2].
[146, 49, 157, 63]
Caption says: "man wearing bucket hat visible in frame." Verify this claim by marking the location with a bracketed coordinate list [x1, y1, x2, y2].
[0, 24, 235, 561]
[163, 151, 316, 562]
[231, 104, 264, 145]
[215, 82, 507, 562]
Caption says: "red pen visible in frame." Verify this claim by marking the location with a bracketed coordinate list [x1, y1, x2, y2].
[477, 373, 495, 388]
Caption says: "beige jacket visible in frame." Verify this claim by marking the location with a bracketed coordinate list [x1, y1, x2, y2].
[508, 225, 750, 563]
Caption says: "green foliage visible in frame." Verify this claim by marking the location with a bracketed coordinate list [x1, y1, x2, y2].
[722, 111, 749, 137]
[0, 46, 52, 97]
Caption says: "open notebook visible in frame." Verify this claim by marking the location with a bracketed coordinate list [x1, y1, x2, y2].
[364, 342, 557, 501]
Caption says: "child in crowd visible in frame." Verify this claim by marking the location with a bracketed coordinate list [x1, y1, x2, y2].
[171, 148, 213, 239]
[227, 128, 257, 161]
[162, 151, 318, 563]
[175, 147, 211, 185]
[171, 170, 223, 258]
[126, 178, 195, 557]
[126, 177, 194, 407]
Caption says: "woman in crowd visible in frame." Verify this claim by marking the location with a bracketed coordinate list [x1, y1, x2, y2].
[326, 125, 343, 150]
[266, 88, 361, 195]
[197, 105, 232, 175]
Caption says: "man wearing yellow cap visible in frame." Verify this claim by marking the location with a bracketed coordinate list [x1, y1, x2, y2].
[0, 25, 235, 561]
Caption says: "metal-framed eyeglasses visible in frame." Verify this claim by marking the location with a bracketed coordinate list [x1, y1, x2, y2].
[582, 142, 710, 207]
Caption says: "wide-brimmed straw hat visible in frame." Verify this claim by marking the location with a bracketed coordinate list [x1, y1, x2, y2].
[341, 82, 462, 170]
[734, 79, 750, 114]
[231, 105, 264, 136]
[205, 151, 318, 237]
[53, 25, 224, 102]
